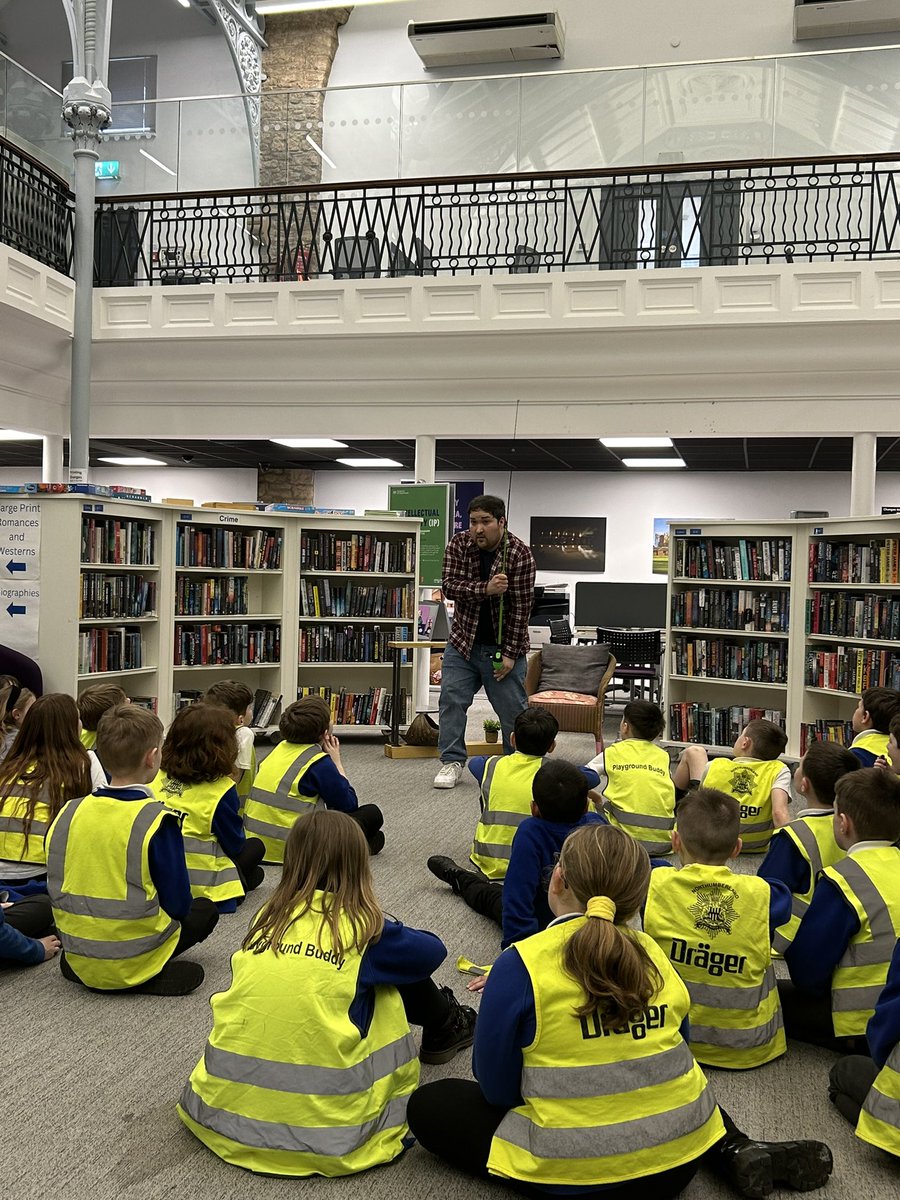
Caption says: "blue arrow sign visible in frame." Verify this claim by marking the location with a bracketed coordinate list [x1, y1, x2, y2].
[6, 603, 26, 617]
[5, 561, 26, 574]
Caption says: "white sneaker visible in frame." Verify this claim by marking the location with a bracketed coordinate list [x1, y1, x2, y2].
[433, 762, 464, 789]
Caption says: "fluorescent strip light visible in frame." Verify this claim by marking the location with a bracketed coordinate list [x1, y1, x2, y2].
[257, 1, 408, 12]
[305, 134, 337, 171]
[621, 458, 687, 469]
[0, 430, 42, 441]
[175, 0, 191, 7]
[98, 456, 167, 467]
[337, 458, 403, 468]
[139, 148, 176, 178]
[271, 438, 348, 449]
[601, 437, 674, 449]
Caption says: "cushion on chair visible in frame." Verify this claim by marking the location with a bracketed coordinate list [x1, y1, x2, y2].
[532, 690, 598, 706]
[538, 643, 611, 696]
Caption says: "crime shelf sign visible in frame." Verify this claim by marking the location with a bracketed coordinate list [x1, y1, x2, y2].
[0, 500, 41, 659]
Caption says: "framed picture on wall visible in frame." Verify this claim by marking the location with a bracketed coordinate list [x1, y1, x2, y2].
[530, 517, 607, 572]
[653, 518, 672, 575]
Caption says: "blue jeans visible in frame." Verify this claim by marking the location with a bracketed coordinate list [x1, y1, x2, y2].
[438, 642, 528, 764]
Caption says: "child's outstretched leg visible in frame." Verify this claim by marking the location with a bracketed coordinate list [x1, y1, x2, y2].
[427, 856, 502, 926]
[398, 979, 477, 1065]
[707, 1107, 833, 1198]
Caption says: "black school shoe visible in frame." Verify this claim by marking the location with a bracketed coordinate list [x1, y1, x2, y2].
[133, 960, 205, 996]
[419, 986, 477, 1065]
[714, 1137, 833, 1199]
[426, 855, 464, 894]
[368, 831, 386, 856]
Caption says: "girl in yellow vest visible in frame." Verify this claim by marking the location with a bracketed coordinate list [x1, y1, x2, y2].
[203, 679, 257, 815]
[409, 823, 833, 1199]
[0, 676, 35, 763]
[152, 703, 265, 913]
[0, 693, 94, 891]
[178, 809, 476, 1177]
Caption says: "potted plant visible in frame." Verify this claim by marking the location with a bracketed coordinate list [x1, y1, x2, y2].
[483, 717, 501, 744]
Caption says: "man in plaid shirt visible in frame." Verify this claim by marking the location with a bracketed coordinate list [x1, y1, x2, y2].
[434, 495, 536, 789]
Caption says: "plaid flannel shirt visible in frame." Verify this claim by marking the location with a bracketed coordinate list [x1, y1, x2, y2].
[441, 529, 536, 660]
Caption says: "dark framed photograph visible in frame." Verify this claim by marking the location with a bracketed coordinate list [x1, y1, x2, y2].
[530, 517, 607, 572]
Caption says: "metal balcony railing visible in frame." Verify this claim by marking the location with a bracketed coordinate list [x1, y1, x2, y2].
[0, 138, 74, 275]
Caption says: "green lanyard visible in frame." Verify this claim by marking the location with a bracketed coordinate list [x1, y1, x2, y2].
[495, 532, 509, 648]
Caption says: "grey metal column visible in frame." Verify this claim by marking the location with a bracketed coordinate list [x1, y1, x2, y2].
[414, 435, 436, 484]
[42, 435, 65, 483]
[850, 432, 877, 516]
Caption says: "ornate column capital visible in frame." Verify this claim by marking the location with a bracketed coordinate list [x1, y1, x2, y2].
[62, 79, 112, 154]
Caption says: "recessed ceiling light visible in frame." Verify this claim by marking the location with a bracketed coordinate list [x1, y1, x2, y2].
[270, 438, 348, 449]
[621, 457, 686, 469]
[336, 458, 403, 468]
[0, 430, 42, 441]
[601, 437, 674, 449]
[98, 456, 167, 466]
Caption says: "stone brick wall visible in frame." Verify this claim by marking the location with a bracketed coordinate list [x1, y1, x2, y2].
[257, 468, 315, 506]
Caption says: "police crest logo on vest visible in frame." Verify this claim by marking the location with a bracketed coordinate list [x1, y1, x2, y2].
[688, 883, 739, 937]
[728, 766, 757, 798]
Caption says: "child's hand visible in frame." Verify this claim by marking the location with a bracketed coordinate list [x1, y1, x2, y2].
[321, 731, 341, 757]
[40, 935, 61, 961]
[875, 754, 890, 771]
[466, 974, 488, 993]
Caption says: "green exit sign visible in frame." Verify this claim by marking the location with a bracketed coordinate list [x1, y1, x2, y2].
[95, 160, 121, 180]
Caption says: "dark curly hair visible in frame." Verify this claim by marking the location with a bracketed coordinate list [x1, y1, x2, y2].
[160, 702, 237, 784]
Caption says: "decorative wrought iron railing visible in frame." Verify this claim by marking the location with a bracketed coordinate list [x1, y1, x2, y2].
[0, 137, 74, 275]
[91, 154, 900, 287]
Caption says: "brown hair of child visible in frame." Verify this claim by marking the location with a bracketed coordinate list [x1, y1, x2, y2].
[800, 740, 860, 806]
[161, 703, 238, 785]
[860, 688, 900, 734]
[743, 718, 788, 761]
[0, 676, 35, 734]
[96, 704, 164, 778]
[78, 682, 128, 732]
[204, 680, 254, 720]
[834, 768, 900, 842]
[280, 696, 330, 744]
[675, 787, 740, 861]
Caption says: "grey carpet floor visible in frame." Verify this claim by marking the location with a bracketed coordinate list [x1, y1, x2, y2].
[4, 699, 899, 1199]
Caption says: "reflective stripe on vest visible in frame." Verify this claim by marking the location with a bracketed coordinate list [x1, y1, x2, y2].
[643, 864, 786, 1069]
[46, 794, 180, 988]
[603, 741, 675, 854]
[470, 754, 542, 880]
[177, 897, 419, 1177]
[703, 758, 783, 852]
[244, 745, 326, 864]
[487, 921, 725, 1187]
[825, 848, 900, 1038]
[771, 815, 843, 954]
[856, 1043, 900, 1157]
[0, 781, 53, 867]
[152, 773, 243, 905]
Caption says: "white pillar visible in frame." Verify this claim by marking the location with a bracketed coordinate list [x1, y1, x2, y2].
[414, 435, 438, 712]
[42, 435, 65, 483]
[414, 435, 436, 484]
[850, 432, 877, 516]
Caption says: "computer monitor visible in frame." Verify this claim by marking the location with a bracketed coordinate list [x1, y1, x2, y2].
[417, 600, 450, 640]
[574, 582, 667, 629]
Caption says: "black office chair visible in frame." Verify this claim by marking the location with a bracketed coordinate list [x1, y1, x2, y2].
[387, 239, 435, 277]
[548, 618, 573, 645]
[332, 236, 382, 279]
[596, 626, 662, 703]
[511, 243, 540, 273]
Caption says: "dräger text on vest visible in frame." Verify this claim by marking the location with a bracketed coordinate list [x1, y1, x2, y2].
[670, 939, 747, 976]
[253, 940, 346, 969]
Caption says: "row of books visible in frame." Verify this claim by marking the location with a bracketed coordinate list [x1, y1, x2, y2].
[250, 688, 283, 727]
[79, 573, 157, 620]
[4, 483, 150, 501]
[297, 685, 411, 726]
[78, 627, 143, 675]
[808, 538, 900, 585]
[673, 538, 792, 583]
[805, 646, 900, 692]
[81, 517, 156, 566]
[668, 703, 785, 745]
[173, 623, 282, 667]
[298, 579, 415, 619]
[807, 590, 900, 641]
[175, 527, 282, 571]
[670, 635, 789, 684]
[671, 588, 789, 633]
[299, 532, 415, 574]
[298, 624, 411, 664]
[800, 719, 856, 755]
[175, 575, 250, 616]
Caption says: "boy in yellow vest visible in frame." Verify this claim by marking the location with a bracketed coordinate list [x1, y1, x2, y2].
[829, 937, 900, 1158]
[77, 682, 128, 750]
[850, 687, 900, 767]
[782, 768, 900, 1052]
[644, 787, 790, 1069]
[702, 719, 790, 853]
[47, 705, 219, 996]
[759, 740, 860, 954]
[204, 679, 257, 813]
[588, 700, 676, 855]
[879, 712, 900, 774]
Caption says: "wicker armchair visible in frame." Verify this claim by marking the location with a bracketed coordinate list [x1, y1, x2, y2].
[525, 649, 617, 755]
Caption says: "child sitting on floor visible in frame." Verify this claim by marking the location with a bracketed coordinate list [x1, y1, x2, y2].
[77, 682, 128, 751]
[849, 687, 900, 767]
[699, 719, 791, 853]
[0, 893, 59, 968]
[0, 677, 35, 763]
[203, 680, 257, 814]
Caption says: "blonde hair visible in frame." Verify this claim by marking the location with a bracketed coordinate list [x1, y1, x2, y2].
[77, 683, 128, 732]
[558, 824, 661, 1029]
[244, 810, 383, 959]
[0, 677, 35, 733]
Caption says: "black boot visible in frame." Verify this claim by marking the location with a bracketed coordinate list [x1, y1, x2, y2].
[419, 986, 477, 1064]
[426, 855, 465, 894]
[711, 1133, 833, 1199]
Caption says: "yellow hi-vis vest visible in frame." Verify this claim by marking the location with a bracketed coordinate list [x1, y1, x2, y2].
[770, 811, 843, 954]
[856, 1042, 900, 1157]
[79, 729, 97, 750]
[644, 864, 785, 1069]
[487, 920, 725, 1188]
[703, 757, 784, 853]
[0, 777, 53, 869]
[177, 895, 419, 1177]
[244, 742, 327, 863]
[151, 772, 243, 906]
[604, 740, 675, 855]
[45, 790, 181, 989]
[470, 753, 542, 879]
[851, 730, 890, 759]
[823, 846, 900, 1038]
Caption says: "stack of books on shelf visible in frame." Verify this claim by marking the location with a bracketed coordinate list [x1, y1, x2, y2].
[673, 538, 792, 582]
[174, 623, 281, 667]
[800, 718, 856, 755]
[251, 689, 282, 728]
[175, 527, 282, 570]
[671, 588, 790, 632]
[669, 703, 785, 746]
[79, 573, 157, 620]
[300, 531, 415, 573]
[130, 696, 158, 714]
[173, 689, 204, 712]
[670, 634, 788, 683]
[298, 579, 414, 618]
[808, 537, 900, 584]
[806, 590, 900, 640]
[81, 517, 156, 565]
[805, 645, 900, 692]
[175, 575, 249, 616]
[79, 627, 143, 674]
[298, 624, 409, 664]
[297, 685, 410, 727]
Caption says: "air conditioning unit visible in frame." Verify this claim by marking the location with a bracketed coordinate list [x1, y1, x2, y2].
[794, 0, 900, 40]
[408, 12, 565, 69]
